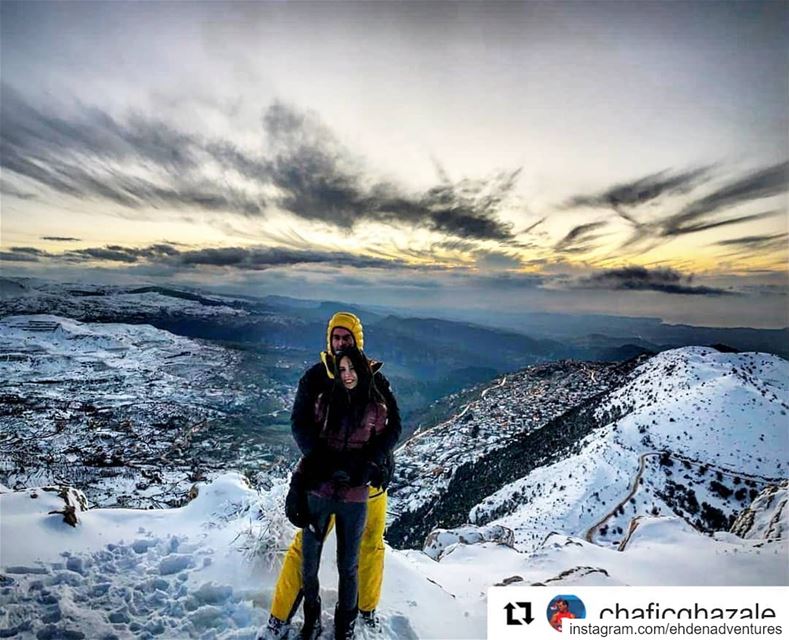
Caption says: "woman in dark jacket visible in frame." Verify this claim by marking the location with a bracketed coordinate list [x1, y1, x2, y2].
[293, 346, 390, 640]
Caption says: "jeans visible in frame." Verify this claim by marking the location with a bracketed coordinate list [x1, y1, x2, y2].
[302, 493, 367, 613]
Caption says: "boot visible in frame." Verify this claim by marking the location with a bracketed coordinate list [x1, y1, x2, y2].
[300, 597, 322, 640]
[334, 604, 358, 640]
[256, 614, 290, 640]
[359, 609, 381, 631]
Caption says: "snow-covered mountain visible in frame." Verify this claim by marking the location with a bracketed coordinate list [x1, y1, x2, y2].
[463, 347, 787, 552]
[387, 356, 646, 547]
[0, 315, 294, 508]
[0, 278, 250, 321]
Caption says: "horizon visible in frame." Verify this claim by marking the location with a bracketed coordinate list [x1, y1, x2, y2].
[3, 273, 789, 335]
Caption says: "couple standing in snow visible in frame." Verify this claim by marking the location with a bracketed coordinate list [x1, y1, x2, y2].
[260, 312, 402, 640]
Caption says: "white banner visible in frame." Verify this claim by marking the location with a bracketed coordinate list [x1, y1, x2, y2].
[487, 586, 788, 640]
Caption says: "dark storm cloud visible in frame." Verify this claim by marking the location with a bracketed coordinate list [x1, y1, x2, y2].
[1, 88, 516, 240]
[263, 102, 517, 240]
[575, 266, 734, 296]
[554, 221, 608, 254]
[41, 236, 82, 241]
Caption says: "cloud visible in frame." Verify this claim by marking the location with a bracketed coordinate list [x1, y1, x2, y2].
[0, 178, 37, 200]
[521, 217, 546, 234]
[566, 167, 710, 211]
[262, 102, 517, 240]
[0, 251, 40, 262]
[573, 266, 735, 296]
[1, 87, 517, 241]
[554, 221, 608, 254]
[5, 241, 440, 272]
[714, 232, 789, 256]
[0, 85, 266, 216]
[169, 246, 415, 271]
[9, 246, 48, 255]
[474, 250, 522, 271]
[563, 162, 788, 250]
[665, 162, 788, 236]
[41, 236, 82, 241]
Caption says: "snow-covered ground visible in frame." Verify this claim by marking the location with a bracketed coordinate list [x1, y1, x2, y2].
[2, 472, 786, 639]
[0, 278, 249, 321]
[389, 359, 632, 522]
[0, 315, 292, 508]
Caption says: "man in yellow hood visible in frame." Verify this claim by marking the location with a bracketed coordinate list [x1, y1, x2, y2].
[260, 311, 401, 639]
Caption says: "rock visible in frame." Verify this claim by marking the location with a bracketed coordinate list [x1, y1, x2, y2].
[423, 524, 515, 560]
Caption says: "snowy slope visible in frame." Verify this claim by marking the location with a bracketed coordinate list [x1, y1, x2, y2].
[387, 358, 642, 546]
[469, 347, 788, 551]
[1, 471, 786, 640]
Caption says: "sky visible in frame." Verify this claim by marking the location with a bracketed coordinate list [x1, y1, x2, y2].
[1, 1, 788, 327]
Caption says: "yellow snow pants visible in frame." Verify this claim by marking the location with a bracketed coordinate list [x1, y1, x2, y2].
[270, 487, 387, 621]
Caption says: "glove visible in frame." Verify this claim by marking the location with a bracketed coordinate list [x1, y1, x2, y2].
[368, 451, 394, 489]
[330, 469, 352, 487]
[285, 472, 310, 528]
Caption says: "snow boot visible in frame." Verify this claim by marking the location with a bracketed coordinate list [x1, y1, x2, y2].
[334, 604, 358, 640]
[359, 609, 381, 631]
[257, 615, 290, 640]
[300, 597, 322, 640]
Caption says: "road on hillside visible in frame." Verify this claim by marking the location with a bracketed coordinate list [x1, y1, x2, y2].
[584, 452, 659, 543]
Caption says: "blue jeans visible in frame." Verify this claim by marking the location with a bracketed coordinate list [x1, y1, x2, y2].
[302, 494, 367, 613]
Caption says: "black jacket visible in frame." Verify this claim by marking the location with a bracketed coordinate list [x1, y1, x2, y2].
[291, 358, 401, 484]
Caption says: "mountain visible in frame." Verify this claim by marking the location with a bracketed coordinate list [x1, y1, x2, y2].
[389, 346, 788, 554]
[0, 278, 656, 435]
[386, 356, 645, 547]
[0, 314, 296, 508]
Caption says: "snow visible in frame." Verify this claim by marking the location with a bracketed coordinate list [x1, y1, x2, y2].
[3, 467, 787, 639]
[1, 341, 787, 638]
[468, 347, 788, 552]
[0, 314, 291, 509]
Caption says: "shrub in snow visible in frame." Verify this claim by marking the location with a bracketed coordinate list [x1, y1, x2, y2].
[233, 477, 296, 569]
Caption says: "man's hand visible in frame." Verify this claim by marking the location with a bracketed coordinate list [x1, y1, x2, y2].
[330, 469, 352, 487]
[368, 460, 391, 489]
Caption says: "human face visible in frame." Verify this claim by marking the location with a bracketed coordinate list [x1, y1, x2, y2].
[331, 327, 355, 354]
[557, 601, 568, 612]
[338, 356, 358, 390]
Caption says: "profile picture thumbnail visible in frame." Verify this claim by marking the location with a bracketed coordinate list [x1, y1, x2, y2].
[547, 595, 586, 631]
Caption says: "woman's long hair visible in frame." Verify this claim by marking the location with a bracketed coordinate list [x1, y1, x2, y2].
[324, 347, 383, 429]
